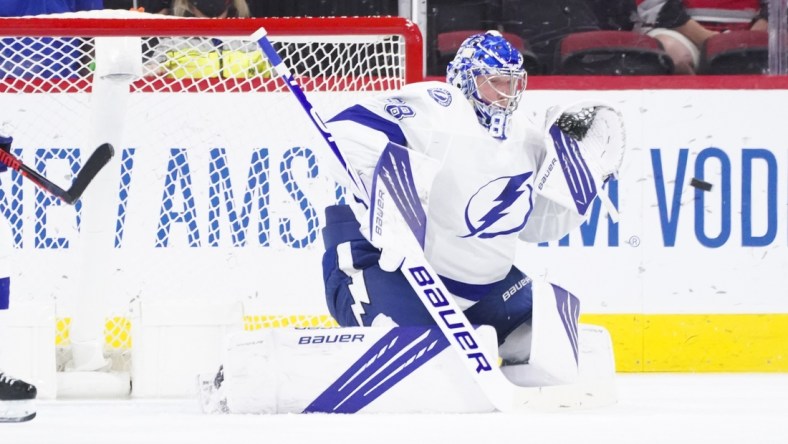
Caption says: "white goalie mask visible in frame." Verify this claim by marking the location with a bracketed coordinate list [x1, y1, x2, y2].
[446, 30, 527, 140]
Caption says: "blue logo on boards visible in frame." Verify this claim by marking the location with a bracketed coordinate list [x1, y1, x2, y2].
[427, 88, 452, 107]
[4, 145, 781, 250]
[0, 146, 328, 250]
[384, 98, 415, 120]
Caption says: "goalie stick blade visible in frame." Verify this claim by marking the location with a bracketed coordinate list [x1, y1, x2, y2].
[62, 142, 115, 204]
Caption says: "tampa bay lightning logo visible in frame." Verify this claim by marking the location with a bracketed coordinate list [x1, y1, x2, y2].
[462, 172, 534, 239]
[384, 98, 415, 120]
[427, 88, 452, 107]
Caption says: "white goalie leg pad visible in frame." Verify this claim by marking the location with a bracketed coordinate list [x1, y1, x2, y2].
[222, 330, 277, 414]
[576, 324, 617, 382]
[501, 279, 580, 386]
[501, 280, 616, 394]
[221, 326, 499, 414]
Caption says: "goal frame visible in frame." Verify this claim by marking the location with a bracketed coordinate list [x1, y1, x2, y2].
[0, 15, 424, 84]
[0, 13, 423, 399]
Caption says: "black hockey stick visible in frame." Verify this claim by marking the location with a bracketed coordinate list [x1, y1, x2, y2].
[0, 143, 114, 205]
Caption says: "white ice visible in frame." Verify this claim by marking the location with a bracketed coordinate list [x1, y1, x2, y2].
[2, 373, 787, 444]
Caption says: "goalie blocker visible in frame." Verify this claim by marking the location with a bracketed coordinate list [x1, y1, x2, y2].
[200, 281, 616, 414]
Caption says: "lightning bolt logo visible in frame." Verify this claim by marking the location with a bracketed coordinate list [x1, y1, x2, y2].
[462, 172, 533, 239]
[349, 272, 371, 326]
[337, 242, 371, 326]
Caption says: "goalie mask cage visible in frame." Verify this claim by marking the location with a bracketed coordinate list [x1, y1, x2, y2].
[0, 10, 422, 397]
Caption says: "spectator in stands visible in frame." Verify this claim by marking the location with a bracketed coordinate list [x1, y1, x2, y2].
[633, 0, 768, 74]
[103, 0, 171, 14]
[0, 1, 103, 16]
[171, 0, 250, 18]
[434, 0, 640, 75]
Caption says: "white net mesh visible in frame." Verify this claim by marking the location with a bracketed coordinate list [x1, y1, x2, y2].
[0, 25, 410, 93]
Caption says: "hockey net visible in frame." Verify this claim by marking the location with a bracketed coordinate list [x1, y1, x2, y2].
[0, 11, 422, 379]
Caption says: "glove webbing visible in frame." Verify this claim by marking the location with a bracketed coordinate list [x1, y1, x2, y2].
[556, 106, 599, 141]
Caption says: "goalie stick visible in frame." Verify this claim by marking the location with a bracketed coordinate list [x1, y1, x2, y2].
[252, 29, 614, 412]
[0, 143, 114, 205]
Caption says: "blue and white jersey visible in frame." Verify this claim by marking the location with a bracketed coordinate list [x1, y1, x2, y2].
[326, 81, 586, 302]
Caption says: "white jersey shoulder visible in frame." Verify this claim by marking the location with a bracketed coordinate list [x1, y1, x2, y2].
[357, 81, 486, 156]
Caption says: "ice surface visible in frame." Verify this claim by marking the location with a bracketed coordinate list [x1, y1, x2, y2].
[2, 373, 787, 444]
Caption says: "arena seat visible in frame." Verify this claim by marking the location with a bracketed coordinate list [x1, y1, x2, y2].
[699, 30, 768, 75]
[500, 0, 601, 74]
[426, 0, 498, 75]
[555, 30, 674, 75]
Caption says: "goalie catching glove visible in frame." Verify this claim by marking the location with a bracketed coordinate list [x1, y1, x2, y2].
[535, 101, 626, 218]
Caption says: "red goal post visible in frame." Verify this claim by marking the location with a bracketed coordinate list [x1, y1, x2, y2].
[0, 11, 423, 397]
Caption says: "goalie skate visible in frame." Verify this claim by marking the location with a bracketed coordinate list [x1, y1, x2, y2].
[0, 372, 37, 423]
